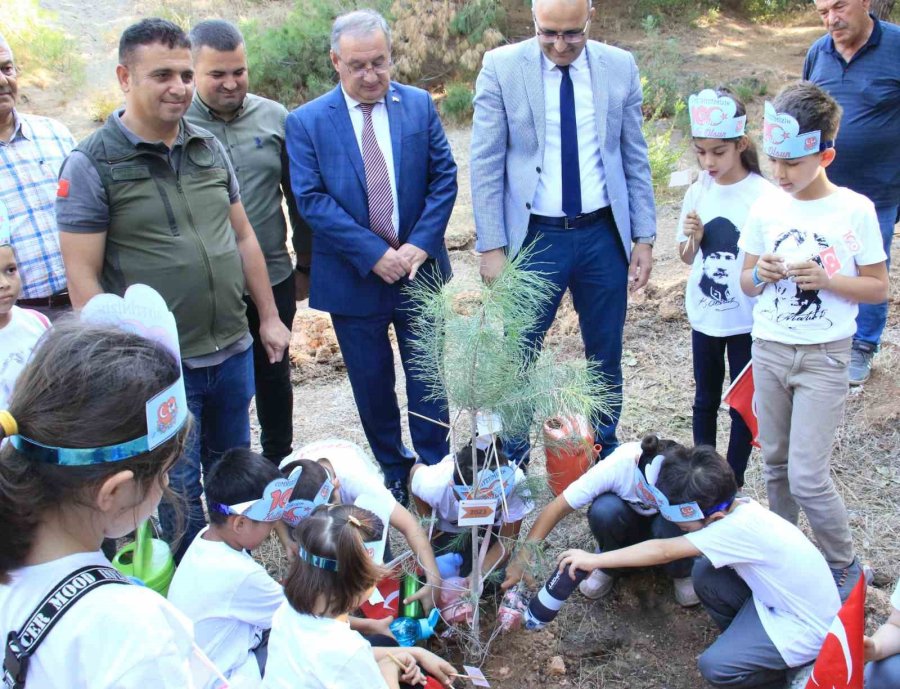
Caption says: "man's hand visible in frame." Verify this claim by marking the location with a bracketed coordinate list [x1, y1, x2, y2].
[479, 248, 507, 283]
[373, 247, 413, 284]
[786, 259, 830, 291]
[628, 242, 653, 292]
[396, 243, 428, 280]
[259, 315, 291, 364]
[756, 253, 788, 283]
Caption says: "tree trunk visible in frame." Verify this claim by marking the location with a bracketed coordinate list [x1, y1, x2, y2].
[870, 0, 895, 20]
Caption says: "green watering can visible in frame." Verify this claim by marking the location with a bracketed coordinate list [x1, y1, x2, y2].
[111, 520, 176, 596]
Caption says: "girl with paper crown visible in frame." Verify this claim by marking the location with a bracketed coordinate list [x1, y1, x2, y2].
[263, 504, 459, 689]
[0, 285, 219, 689]
[676, 87, 777, 489]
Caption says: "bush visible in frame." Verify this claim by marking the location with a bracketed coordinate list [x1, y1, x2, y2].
[636, 18, 697, 119]
[440, 82, 473, 124]
[6, 0, 84, 89]
[642, 101, 687, 193]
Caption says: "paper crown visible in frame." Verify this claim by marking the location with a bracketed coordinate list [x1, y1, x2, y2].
[282, 467, 335, 527]
[211, 472, 300, 523]
[763, 102, 833, 159]
[453, 464, 516, 501]
[689, 90, 746, 140]
[632, 462, 705, 523]
[10, 285, 189, 466]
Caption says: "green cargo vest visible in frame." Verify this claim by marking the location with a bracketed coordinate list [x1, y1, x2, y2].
[76, 118, 248, 359]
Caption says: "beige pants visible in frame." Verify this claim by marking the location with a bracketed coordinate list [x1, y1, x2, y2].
[751, 337, 854, 569]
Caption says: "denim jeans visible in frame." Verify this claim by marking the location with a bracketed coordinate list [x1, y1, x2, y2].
[159, 344, 254, 562]
[854, 204, 898, 348]
[244, 275, 297, 463]
[504, 213, 628, 465]
[691, 329, 753, 486]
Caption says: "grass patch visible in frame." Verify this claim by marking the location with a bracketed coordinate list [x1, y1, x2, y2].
[642, 101, 688, 194]
[7, 0, 85, 90]
[88, 88, 123, 123]
[726, 75, 769, 104]
[440, 82, 474, 124]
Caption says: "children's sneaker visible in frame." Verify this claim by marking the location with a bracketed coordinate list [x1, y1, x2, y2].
[578, 568, 615, 600]
[673, 576, 700, 607]
[848, 342, 875, 386]
[784, 662, 814, 689]
[830, 557, 870, 601]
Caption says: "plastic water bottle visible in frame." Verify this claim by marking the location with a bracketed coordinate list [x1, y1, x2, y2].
[497, 583, 528, 632]
[524, 565, 587, 631]
[390, 608, 440, 647]
[400, 573, 424, 619]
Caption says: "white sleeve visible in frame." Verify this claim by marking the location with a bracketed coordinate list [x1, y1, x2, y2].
[336, 647, 391, 689]
[737, 200, 767, 256]
[683, 507, 767, 569]
[675, 183, 697, 243]
[890, 579, 900, 612]
[561, 448, 637, 511]
[852, 201, 888, 266]
[228, 567, 286, 629]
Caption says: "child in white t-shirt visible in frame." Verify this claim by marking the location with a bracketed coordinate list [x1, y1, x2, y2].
[739, 83, 888, 599]
[281, 439, 441, 612]
[0, 241, 50, 409]
[410, 440, 533, 583]
[0, 313, 200, 688]
[503, 435, 699, 607]
[169, 448, 293, 687]
[262, 504, 458, 689]
[677, 88, 776, 488]
[864, 577, 900, 689]
[558, 445, 840, 689]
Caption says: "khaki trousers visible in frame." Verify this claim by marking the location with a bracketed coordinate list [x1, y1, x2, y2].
[751, 337, 854, 568]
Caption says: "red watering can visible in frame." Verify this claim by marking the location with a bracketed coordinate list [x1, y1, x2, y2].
[543, 415, 600, 496]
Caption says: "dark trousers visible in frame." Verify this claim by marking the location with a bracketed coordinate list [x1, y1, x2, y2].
[587, 493, 693, 579]
[691, 329, 753, 487]
[244, 275, 297, 463]
[505, 213, 628, 465]
[854, 203, 898, 348]
[693, 557, 789, 689]
[331, 296, 449, 483]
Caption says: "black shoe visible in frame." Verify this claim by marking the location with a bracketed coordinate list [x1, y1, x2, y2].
[386, 478, 409, 507]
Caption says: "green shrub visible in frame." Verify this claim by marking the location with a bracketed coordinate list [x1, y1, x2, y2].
[440, 82, 474, 124]
[643, 101, 687, 193]
[449, 0, 506, 44]
[7, 0, 84, 88]
[726, 76, 768, 104]
[740, 0, 808, 21]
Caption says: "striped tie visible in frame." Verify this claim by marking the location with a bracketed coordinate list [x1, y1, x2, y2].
[358, 102, 398, 249]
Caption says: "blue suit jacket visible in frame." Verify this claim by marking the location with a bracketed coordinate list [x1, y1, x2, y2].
[286, 83, 457, 316]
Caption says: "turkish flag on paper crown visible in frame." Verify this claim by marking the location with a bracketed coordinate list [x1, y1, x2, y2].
[722, 361, 760, 448]
[805, 576, 866, 689]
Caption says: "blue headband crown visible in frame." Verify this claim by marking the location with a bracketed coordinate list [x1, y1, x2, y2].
[633, 458, 734, 523]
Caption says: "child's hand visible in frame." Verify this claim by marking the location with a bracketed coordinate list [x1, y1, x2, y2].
[370, 615, 396, 639]
[557, 548, 599, 577]
[786, 260, 830, 291]
[273, 521, 298, 564]
[501, 553, 536, 591]
[863, 635, 878, 662]
[395, 651, 426, 686]
[756, 253, 788, 283]
[412, 648, 459, 687]
[405, 574, 440, 613]
[683, 211, 704, 244]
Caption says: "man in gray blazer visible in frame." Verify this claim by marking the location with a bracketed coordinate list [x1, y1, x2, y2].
[471, 0, 656, 463]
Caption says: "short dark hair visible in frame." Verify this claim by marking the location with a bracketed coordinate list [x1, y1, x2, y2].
[189, 19, 244, 55]
[205, 448, 282, 525]
[772, 81, 843, 143]
[280, 458, 335, 503]
[284, 504, 388, 616]
[655, 445, 737, 515]
[454, 440, 508, 486]
[119, 18, 191, 66]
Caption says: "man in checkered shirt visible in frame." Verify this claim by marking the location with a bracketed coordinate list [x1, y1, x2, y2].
[0, 33, 76, 319]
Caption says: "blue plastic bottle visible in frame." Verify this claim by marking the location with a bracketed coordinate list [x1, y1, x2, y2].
[389, 608, 440, 647]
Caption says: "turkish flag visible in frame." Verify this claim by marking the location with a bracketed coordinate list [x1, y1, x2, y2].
[805, 576, 866, 689]
[358, 573, 401, 620]
[722, 361, 760, 448]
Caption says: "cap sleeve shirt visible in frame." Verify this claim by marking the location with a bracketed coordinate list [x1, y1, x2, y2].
[0, 305, 49, 409]
[676, 172, 775, 336]
[738, 187, 887, 345]
[684, 500, 840, 667]
[410, 455, 534, 533]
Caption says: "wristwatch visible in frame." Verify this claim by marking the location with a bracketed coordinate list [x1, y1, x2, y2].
[635, 236, 656, 247]
[296, 264, 311, 276]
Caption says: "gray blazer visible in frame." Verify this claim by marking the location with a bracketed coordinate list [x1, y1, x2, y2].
[470, 38, 657, 259]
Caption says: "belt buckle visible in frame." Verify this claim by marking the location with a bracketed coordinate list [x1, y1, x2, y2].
[564, 215, 573, 230]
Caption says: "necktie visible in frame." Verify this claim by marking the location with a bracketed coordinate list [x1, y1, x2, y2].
[358, 102, 398, 248]
[559, 65, 582, 218]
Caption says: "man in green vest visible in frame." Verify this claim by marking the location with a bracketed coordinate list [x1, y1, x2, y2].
[56, 18, 291, 561]
[186, 19, 310, 466]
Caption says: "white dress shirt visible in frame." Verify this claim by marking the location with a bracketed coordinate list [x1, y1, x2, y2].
[532, 49, 609, 217]
[342, 87, 400, 234]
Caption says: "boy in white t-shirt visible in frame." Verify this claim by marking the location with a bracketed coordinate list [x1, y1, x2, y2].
[738, 82, 888, 599]
[0, 238, 50, 409]
[168, 449, 295, 687]
[865, 577, 900, 689]
[558, 445, 840, 689]
[410, 440, 533, 582]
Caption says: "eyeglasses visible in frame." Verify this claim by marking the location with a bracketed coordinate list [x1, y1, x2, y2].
[340, 58, 392, 79]
[534, 18, 590, 44]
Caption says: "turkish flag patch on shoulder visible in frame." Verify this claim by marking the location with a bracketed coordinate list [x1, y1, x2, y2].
[56, 179, 70, 198]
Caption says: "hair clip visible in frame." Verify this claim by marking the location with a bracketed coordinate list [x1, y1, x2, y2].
[298, 545, 339, 572]
[0, 410, 18, 437]
[347, 515, 362, 527]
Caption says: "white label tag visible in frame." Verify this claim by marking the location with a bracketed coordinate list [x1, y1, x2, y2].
[457, 499, 497, 526]
[463, 665, 490, 687]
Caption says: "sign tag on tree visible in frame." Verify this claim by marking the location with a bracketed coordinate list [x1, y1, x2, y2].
[458, 499, 498, 526]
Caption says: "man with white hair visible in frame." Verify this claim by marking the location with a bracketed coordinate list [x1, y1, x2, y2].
[0, 34, 76, 319]
[470, 0, 656, 469]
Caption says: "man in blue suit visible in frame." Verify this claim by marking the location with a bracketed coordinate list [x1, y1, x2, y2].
[471, 0, 657, 464]
[286, 9, 457, 503]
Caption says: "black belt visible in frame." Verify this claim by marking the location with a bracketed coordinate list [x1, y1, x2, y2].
[17, 290, 71, 308]
[530, 206, 613, 229]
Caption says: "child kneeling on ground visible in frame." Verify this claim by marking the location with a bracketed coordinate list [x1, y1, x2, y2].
[263, 504, 458, 689]
[558, 445, 840, 689]
[169, 448, 296, 686]
[503, 435, 699, 607]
